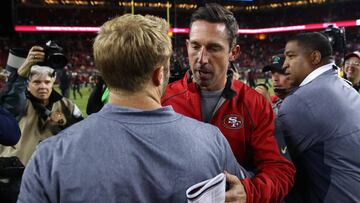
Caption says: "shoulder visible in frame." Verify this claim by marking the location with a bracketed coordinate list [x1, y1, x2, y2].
[176, 112, 217, 131]
[175, 112, 225, 140]
[282, 73, 337, 109]
[59, 96, 76, 106]
[278, 87, 318, 124]
[37, 114, 99, 153]
[56, 97, 82, 116]
[232, 80, 270, 109]
[280, 90, 307, 111]
[162, 76, 189, 104]
[233, 80, 261, 99]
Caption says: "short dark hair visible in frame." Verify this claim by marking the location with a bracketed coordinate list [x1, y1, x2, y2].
[288, 32, 332, 60]
[190, 3, 239, 48]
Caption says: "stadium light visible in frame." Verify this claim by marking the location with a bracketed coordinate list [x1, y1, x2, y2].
[14, 19, 359, 34]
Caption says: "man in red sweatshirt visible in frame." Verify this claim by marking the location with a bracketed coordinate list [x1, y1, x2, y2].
[162, 3, 295, 202]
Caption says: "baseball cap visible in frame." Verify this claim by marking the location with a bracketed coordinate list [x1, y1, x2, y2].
[344, 51, 360, 61]
[262, 54, 285, 74]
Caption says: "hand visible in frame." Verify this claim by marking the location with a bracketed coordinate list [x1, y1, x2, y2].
[225, 171, 247, 203]
[17, 46, 45, 77]
[48, 111, 66, 125]
[255, 85, 272, 103]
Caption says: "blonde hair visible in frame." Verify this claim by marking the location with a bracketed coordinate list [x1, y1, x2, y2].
[93, 14, 172, 92]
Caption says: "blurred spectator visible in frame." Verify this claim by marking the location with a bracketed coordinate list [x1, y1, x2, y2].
[86, 74, 106, 115]
[343, 51, 360, 93]
[72, 74, 82, 99]
[247, 68, 257, 88]
[59, 66, 71, 98]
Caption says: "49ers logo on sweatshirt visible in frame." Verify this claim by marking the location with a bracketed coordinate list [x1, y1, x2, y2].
[222, 114, 244, 129]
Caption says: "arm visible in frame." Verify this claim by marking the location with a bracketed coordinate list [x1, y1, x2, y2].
[277, 94, 318, 202]
[219, 129, 248, 203]
[70, 104, 84, 124]
[274, 119, 292, 161]
[17, 146, 51, 203]
[0, 107, 21, 146]
[278, 95, 318, 158]
[0, 72, 28, 119]
[0, 46, 45, 119]
[241, 97, 296, 203]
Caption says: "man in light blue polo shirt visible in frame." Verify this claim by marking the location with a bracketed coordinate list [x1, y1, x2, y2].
[17, 14, 248, 203]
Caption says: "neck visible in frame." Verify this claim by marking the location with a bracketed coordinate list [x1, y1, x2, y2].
[198, 79, 226, 92]
[41, 100, 49, 106]
[314, 60, 332, 69]
[108, 88, 162, 110]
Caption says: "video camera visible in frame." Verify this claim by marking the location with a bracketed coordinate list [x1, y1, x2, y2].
[321, 25, 347, 56]
[6, 40, 68, 71]
[38, 40, 68, 69]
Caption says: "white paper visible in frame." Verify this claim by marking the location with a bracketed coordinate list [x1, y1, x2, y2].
[186, 173, 225, 203]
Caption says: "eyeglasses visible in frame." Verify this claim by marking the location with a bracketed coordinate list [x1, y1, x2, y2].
[344, 61, 360, 67]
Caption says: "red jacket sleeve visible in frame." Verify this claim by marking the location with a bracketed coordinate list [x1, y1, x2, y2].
[241, 96, 295, 203]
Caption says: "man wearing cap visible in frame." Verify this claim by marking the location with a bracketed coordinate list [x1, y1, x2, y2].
[343, 51, 360, 93]
[260, 54, 292, 161]
[262, 54, 292, 115]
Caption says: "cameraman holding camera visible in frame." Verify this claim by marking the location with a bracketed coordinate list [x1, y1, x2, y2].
[0, 45, 83, 202]
[0, 45, 83, 166]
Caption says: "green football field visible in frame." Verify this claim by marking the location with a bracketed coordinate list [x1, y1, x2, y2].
[57, 79, 274, 117]
[55, 86, 92, 117]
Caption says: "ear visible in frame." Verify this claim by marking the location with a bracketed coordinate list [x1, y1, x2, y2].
[229, 45, 240, 62]
[152, 66, 164, 87]
[311, 50, 321, 65]
[186, 39, 190, 52]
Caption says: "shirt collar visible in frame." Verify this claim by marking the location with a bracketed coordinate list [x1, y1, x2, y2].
[300, 63, 335, 87]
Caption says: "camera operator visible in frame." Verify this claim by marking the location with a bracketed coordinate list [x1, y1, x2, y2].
[0, 45, 83, 166]
[0, 45, 83, 202]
